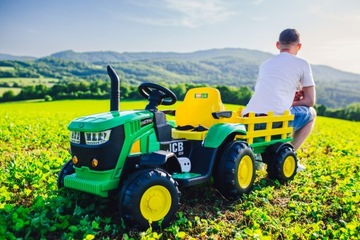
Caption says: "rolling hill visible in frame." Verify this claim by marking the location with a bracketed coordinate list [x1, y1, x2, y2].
[1, 48, 359, 108]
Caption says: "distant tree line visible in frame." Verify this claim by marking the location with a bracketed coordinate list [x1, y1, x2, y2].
[314, 103, 360, 121]
[1, 80, 359, 121]
[0, 80, 252, 106]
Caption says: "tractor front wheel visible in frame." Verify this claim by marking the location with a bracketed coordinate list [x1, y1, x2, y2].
[118, 168, 180, 230]
[57, 160, 75, 188]
[214, 141, 256, 200]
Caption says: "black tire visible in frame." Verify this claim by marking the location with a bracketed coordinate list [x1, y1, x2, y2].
[118, 168, 180, 230]
[57, 160, 75, 188]
[214, 141, 256, 200]
[266, 145, 297, 182]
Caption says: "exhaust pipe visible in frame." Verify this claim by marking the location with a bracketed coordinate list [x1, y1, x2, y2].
[107, 65, 120, 111]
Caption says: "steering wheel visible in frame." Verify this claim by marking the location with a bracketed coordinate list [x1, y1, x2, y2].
[138, 83, 177, 108]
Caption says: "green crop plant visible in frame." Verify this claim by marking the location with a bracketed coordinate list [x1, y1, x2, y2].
[0, 100, 359, 239]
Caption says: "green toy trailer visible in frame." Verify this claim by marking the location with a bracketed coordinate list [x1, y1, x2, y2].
[58, 65, 298, 229]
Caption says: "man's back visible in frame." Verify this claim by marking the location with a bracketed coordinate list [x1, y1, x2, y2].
[243, 52, 313, 115]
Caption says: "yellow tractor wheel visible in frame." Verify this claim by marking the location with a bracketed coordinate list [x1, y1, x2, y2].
[214, 141, 256, 200]
[118, 168, 180, 230]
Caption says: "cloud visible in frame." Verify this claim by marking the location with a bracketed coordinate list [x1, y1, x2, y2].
[330, 14, 360, 22]
[251, 0, 265, 5]
[250, 16, 267, 21]
[128, 0, 236, 28]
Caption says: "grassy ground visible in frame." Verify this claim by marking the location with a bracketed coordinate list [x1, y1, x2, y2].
[0, 100, 359, 239]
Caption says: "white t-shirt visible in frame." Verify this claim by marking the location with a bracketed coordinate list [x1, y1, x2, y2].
[242, 52, 315, 115]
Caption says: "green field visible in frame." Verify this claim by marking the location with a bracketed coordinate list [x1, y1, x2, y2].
[0, 87, 22, 96]
[0, 66, 16, 72]
[0, 100, 359, 239]
[0, 77, 59, 87]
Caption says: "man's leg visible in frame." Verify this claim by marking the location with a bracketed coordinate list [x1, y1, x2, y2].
[290, 107, 316, 171]
[290, 106, 316, 150]
[292, 117, 315, 150]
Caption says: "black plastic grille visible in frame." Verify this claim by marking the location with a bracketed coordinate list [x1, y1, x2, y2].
[70, 125, 125, 171]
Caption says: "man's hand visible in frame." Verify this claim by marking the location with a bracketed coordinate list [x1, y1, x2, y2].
[294, 90, 304, 101]
[292, 86, 316, 107]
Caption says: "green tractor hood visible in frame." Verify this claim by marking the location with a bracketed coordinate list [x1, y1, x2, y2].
[68, 110, 153, 132]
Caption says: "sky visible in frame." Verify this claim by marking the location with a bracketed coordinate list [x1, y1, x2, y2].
[1, 0, 360, 74]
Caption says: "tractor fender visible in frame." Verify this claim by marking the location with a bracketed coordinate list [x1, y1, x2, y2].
[267, 142, 295, 154]
[204, 123, 247, 148]
[139, 150, 182, 172]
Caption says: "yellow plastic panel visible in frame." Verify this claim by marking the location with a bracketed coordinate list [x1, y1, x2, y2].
[175, 87, 225, 129]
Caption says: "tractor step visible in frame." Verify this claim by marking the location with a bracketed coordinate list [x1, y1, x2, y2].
[173, 172, 209, 187]
[172, 172, 202, 179]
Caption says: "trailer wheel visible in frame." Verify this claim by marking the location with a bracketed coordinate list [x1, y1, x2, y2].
[118, 168, 180, 230]
[267, 146, 297, 182]
[57, 160, 75, 188]
[214, 141, 255, 200]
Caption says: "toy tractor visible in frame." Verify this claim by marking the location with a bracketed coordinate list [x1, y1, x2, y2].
[58, 65, 298, 230]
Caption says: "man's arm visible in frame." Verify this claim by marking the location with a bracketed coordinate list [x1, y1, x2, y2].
[292, 86, 316, 107]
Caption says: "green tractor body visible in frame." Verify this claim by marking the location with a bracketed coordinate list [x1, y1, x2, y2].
[58, 65, 298, 229]
[65, 110, 154, 197]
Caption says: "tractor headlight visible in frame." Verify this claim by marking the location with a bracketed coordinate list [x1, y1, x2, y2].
[72, 155, 78, 165]
[85, 130, 111, 145]
[70, 131, 80, 144]
[91, 158, 99, 168]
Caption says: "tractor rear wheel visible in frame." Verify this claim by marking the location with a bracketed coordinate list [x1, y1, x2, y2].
[214, 141, 255, 200]
[118, 168, 180, 230]
[57, 160, 75, 188]
[266, 145, 297, 182]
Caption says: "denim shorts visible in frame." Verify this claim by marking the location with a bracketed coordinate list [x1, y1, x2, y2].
[290, 106, 313, 132]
